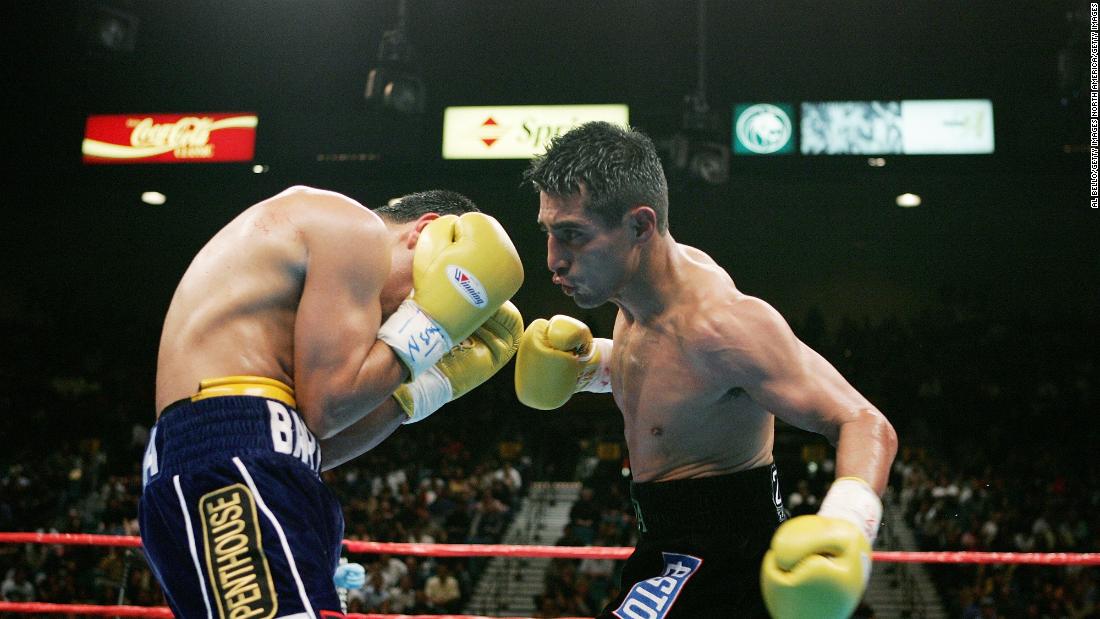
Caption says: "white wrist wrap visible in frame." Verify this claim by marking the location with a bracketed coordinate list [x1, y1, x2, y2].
[818, 477, 883, 546]
[377, 300, 453, 380]
[576, 338, 613, 393]
[401, 366, 453, 424]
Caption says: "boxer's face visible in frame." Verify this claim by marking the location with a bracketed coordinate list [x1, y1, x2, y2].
[379, 247, 413, 318]
[378, 217, 434, 317]
[538, 187, 634, 309]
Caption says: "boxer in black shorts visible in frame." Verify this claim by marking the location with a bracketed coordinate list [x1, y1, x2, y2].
[516, 122, 897, 618]
[601, 466, 784, 619]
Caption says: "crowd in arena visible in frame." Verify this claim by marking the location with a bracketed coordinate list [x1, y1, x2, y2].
[2, 291, 1096, 617]
[897, 447, 1098, 617]
[0, 422, 530, 614]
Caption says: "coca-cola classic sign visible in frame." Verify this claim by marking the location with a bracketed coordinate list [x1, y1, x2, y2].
[82, 113, 258, 164]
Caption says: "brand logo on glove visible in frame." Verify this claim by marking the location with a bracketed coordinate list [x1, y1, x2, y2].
[447, 265, 488, 308]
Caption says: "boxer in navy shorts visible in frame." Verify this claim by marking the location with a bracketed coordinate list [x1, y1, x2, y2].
[140, 378, 344, 618]
[144, 188, 524, 617]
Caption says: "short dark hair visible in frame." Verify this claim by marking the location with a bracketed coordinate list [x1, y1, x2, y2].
[374, 189, 479, 223]
[524, 121, 669, 232]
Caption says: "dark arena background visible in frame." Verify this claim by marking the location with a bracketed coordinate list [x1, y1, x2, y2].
[2, 1, 1098, 617]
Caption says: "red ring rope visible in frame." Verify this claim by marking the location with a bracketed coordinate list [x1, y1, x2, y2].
[0, 604, 583, 619]
[1, 532, 1098, 564]
[0, 602, 173, 617]
[1, 532, 1097, 617]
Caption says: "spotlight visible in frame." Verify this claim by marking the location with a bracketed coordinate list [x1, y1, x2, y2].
[364, 0, 425, 114]
[365, 66, 425, 114]
[658, 1, 729, 186]
[663, 134, 729, 186]
[688, 142, 730, 185]
[85, 3, 139, 54]
[141, 191, 166, 205]
[896, 193, 922, 208]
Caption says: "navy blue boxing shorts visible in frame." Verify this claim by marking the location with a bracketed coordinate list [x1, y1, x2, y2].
[139, 378, 345, 619]
[599, 464, 787, 619]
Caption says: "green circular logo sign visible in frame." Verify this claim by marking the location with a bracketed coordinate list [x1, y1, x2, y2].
[736, 104, 793, 154]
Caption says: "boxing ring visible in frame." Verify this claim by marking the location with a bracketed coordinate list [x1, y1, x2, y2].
[1, 532, 1097, 618]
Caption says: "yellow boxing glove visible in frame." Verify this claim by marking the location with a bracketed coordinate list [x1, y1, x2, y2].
[514, 315, 612, 410]
[394, 301, 523, 423]
[378, 212, 524, 380]
[761, 477, 882, 619]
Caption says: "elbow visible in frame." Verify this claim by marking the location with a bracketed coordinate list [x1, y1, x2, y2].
[837, 408, 898, 460]
[311, 413, 346, 441]
[298, 387, 363, 440]
[868, 408, 899, 463]
[318, 442, 343, 472]
[301, 406, 341, 441]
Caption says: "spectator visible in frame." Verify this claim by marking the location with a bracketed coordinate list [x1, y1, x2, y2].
[568, 487, 600, 544]
[786, 479, 819, 517]
[2, 566, 35, 602]
[374, 553, 408, 589]
[387, 574, 418, 613]
[493, 460, 524, 505]
[424, 562, 462, 613]
[359, 570, 390, 611]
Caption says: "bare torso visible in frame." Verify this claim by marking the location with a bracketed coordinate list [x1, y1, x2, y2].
[155, 196, 309, 413]
[611, 245, 774, 482]
[154, 183, 401, 427]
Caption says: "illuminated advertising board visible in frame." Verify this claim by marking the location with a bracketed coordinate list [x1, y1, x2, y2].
[732, 103, 796, 155]
[442, 104, 629, 159]
[898, 99, 995, 154]
[799, 99, 993, 155]
[82, 113, 258, 164]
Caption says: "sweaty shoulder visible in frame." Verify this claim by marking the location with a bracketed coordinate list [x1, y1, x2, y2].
[683, 288, 794, 383]
[670, 244, 738, 343]
[266, 185, 387, 245]
[679, 243, 726, 270]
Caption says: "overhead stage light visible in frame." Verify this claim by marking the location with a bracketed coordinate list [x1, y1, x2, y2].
[364, 0, 425, 115]
[896, 193, 922, 208]
[84, 3, 139, 54]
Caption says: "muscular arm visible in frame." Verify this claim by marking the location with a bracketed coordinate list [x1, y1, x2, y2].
[285, 188, 408, 439]
[710, 298, 898, 493]
[319, 398, 406, 471]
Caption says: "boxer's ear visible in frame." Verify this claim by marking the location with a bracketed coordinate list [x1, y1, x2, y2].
[626, 206, 657, 243]
[406, 213, 440, 249]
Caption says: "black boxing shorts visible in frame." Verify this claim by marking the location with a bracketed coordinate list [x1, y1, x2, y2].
[598, 464, 787, 619]
[139, 378, 345, 619]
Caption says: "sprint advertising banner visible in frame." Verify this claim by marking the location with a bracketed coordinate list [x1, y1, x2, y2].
[733, 99, 994, 156]
[442, 104, 629, 159]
